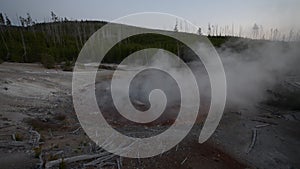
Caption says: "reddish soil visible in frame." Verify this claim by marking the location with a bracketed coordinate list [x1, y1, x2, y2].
[122, 140, 246, 169]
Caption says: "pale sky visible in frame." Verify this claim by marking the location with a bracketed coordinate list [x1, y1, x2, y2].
[1, 0, 299, 37]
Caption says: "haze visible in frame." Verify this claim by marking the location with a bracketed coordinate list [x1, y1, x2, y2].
[0, 0, 299, 37]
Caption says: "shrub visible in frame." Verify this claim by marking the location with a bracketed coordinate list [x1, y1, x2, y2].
[61, 60, 73, 71]
[34, 146, 42, 158]
[59, 158, 66, 169]
[54, 113, 66, 121]
[25, 118, 63, 131]
[11, 54, 23, 62]
[15, 133, 23, 141]
[41, 54, 55, 69]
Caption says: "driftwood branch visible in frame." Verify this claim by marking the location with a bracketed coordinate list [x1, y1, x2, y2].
[181, 157, 188, 165]
[69, 127, 81, 134]
[175, 144, 179, 151]
[117, 157, 122, 169]
[0, 141, 28, 147]
[255, 123, 271, 128]
[45, 152, 110, 169]
[48, 129, 53, 138]
[0, 124, 14, 130]
[84, 154, 115, 167]
[29, 129, 41, 147]
[247, 128, 257, 153]
[12, 133, 16, 141]
[38, 151, 44, 169]
[251, 119, 277, 125]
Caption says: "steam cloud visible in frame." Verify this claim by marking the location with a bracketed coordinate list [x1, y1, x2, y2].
[96, 38, 300, 123]
[218, 39, 300, 108]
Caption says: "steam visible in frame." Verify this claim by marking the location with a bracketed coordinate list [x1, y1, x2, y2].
[96, 38, 300, 123]
[122, 39, 300, 112]
[216, 39, 300, 108]
[103, 49, 199, 124]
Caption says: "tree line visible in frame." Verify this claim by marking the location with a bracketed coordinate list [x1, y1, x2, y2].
[0, 12, 207, 68]
[1, 12, 290, 69]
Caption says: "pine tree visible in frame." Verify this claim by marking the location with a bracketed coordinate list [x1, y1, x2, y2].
[51, 11, 58, 22]
[252, 23, 259, 38]
[208, 23, 211, 36]
[26, 13, 33, 26]
[174, 19, 178, 32]
[19, 16, 26, 27]
[197, 27, 202, 35]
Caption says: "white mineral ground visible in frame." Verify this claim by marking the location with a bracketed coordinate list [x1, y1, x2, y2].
[0, 62, 299, 169]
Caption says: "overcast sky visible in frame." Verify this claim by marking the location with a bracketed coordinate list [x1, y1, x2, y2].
[1, 0, 299, 37]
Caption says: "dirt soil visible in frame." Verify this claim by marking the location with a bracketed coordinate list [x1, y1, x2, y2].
[0, 62, 299, 169]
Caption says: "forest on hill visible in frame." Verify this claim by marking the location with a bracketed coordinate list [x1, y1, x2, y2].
[0, 12, 291, 69]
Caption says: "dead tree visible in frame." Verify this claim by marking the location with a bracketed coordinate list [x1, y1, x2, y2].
[0, 27, 10, 60]
[17, 14, 27, 62]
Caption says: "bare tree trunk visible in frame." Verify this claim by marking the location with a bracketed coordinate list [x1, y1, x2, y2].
[20, 29, 27, 62]
[30, 24, 37, 39]
[50, 24, 56, 46]
[74, 28, 80, 52]
[83, 23, 87, 42]
[77, 26, 83, 46]
[45, 153, 111, 169]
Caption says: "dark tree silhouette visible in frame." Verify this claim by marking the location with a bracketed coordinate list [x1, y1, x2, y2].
[51, 11, 58, 22]
[19, 16, 26, 27]
[5, 14, 11, 26]
[0, 13, 4, 25]
[197, 27, 202, 35]
[174, 19, 178, 32]
[208, 23, 211, 36]
[252, 23, 259, 38]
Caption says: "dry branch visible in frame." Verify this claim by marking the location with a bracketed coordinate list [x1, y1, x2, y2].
[29, 129, 41, 147]
[255, 124, 271, 128]
[251, 119, 277, 125]
[45, 152, 110, 169]
[247, 128, 257, 153]
[12, 133, 16, 141]
[117, 157, 122, 169]
[38, 151, 44, 169]
[69, 127, 81, 134]
[84, 154, 116, 167]
[181, 157, 188, 165]
[48, 129, 53, 138]
[0, 141, 28, 147]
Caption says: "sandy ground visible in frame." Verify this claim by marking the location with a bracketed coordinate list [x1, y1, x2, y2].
[0, 62, 299, 169]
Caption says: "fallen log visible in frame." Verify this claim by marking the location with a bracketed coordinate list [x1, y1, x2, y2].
[0, 141, 28, 147]
[84, 154, 116, 166]
[45, 152, 110, 169]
